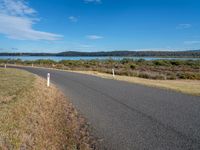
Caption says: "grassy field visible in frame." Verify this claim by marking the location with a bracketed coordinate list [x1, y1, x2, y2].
[0, 68, 95, 149]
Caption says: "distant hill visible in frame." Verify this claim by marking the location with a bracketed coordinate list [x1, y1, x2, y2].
[58, 50, 200, 57]
[0, 50, 200, 58]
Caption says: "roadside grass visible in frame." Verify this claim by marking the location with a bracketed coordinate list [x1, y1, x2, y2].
[0, 68, 95, 149]
[71, 70, 200, 96]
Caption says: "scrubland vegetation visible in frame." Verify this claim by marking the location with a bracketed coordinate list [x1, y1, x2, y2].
[1, 58, 200, 80]
[0, 68, 96, 149]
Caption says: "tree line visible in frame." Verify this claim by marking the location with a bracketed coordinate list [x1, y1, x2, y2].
[0, 50, 200, 57]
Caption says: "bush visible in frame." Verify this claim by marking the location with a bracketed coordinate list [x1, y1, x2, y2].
[129, 64, 137, 69]
[34, 59, 56, 65]
[177, 73, 200, 80]
[138, 72, 166, 80]
[170, 60, 182, 66]
[137, 58, 145, 62]
[153, 60, 171, 66]
[120, 58, 133, 64]
[138, 72, 151, 79]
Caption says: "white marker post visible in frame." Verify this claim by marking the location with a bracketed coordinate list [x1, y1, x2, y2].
[4, 64, 6, 68]
[47, 73, 50, 87]
[112, 68, 115, 78]
[32, 63, 34, 67]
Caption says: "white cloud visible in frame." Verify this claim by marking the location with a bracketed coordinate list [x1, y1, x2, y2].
[0, 0, 62, 40]
[80, 44, 93, 48]
[0, 0, 36, 16]
[176, 24, 192, 29]
[84, 0, 101, 4]
[184, 41, 200, 45]
[86, 35, 103, 40]
[68, 16, 78, 22]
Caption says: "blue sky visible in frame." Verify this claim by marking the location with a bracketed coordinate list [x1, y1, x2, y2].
[0, 0, 200, 52]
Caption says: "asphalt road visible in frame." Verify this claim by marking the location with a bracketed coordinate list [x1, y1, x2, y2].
[8, 66, 200, 150]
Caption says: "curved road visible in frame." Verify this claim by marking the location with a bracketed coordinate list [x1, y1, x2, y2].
[11, 66, 200, 150]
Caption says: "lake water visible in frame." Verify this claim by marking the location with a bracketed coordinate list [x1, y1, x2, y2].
[0, 56, 199, 61]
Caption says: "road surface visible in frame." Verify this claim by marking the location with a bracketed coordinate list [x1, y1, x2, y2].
[8, 66, 200, 150]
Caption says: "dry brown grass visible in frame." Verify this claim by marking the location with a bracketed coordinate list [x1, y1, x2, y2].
[0, 68, 96, 150]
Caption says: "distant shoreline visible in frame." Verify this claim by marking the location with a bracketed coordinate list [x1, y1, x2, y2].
[0, 56, 200, 58]
[0, 50, 200, 58]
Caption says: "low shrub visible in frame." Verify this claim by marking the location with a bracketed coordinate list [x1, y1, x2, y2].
[153, 60, 171, 66]
[177, 72, 200, 80]
[129, 64, 137, 70]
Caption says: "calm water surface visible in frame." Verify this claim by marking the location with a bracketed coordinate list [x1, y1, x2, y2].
[0, 56, 199, 61]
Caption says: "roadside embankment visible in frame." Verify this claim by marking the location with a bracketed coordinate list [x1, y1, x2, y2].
[0, 68, 96, 149]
